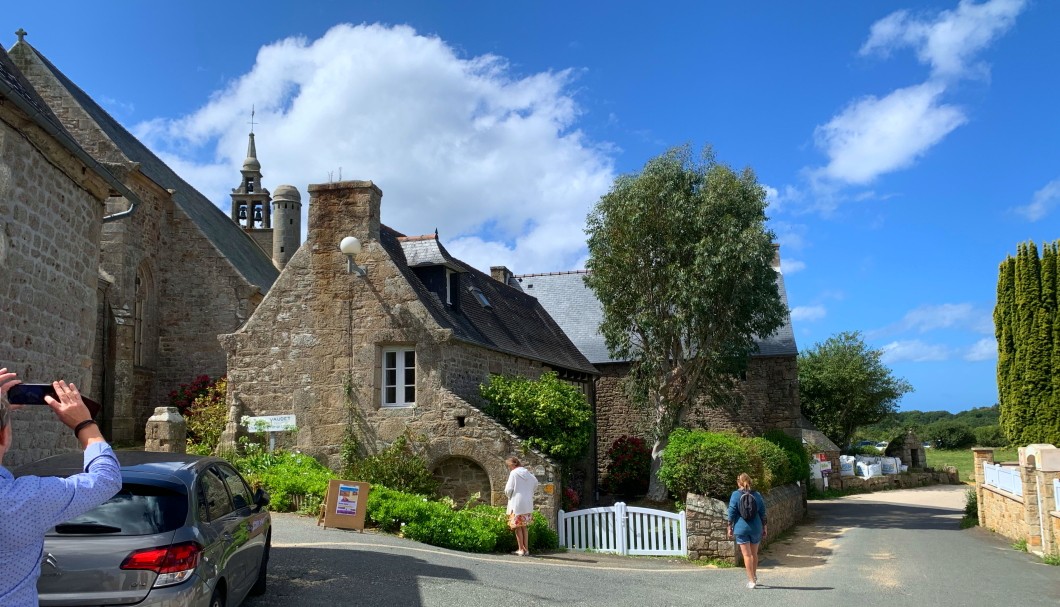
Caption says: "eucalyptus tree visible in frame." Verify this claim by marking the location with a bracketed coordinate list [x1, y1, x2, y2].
[585, 145, 786, 500]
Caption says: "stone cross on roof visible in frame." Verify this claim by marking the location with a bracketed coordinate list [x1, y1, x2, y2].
[16, 28, 27, 43]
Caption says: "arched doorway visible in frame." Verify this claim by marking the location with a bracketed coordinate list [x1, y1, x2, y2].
[432, 456, 492, 507]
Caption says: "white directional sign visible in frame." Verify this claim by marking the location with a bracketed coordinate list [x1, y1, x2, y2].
[243, 414, 297, 433]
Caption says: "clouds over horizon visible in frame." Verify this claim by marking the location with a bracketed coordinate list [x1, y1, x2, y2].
[807, 0, 1025, 196]
[875, 302, 996, 363]
[134, 23, 615, 274]
[1013, 178, 1060, 222]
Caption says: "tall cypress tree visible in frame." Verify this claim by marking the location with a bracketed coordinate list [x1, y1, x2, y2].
[997, 240, 1060, 446]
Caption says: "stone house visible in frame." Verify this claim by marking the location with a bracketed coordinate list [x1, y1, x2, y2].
[219, 181, 598, 522]
[494, 250, 813, 486]
[0, 43, 141, 466]
[7, 34, 288, 448]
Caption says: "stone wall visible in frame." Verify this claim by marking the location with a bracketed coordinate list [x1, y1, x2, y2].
[0, 101, 110, 467]
[10, 44, 268, 445]
[685, 483, 805, 564]
[974, 447, 1060, 557]
[220, 181, 561, 523]
[980, 484, 1027, 543]
[827, 469, 959, 492]
[595, 356, 801, 482]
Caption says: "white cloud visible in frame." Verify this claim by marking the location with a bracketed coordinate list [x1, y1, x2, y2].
[1014, 178, 1060, 222]
[133, 23, 614, 274]
[860, 0, 1026, 80]
[885, 303, 994, 335]
[880, 340, 951, 363]
[781, 259, 806, 274]
[964, 338, 997, 361]
[790, 305, 826, 322]
[809, 0, 1025, 190]
[812, 82, 966, 185]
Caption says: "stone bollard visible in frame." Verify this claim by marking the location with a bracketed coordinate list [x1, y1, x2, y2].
[145, 407, 187, 453]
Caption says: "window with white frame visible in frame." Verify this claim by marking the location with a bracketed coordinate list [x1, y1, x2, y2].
[382, 347, 416, 407]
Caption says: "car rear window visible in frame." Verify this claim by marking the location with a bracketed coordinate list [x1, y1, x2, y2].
[49, 483, 188, 536]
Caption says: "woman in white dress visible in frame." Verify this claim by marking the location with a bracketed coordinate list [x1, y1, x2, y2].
[504, 456, 539, 556]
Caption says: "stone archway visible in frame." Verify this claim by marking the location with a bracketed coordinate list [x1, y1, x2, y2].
[432, 456, 492, 507]
[426, 437, 512, 507]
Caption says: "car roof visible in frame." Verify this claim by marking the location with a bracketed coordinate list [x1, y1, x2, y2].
[12, 450, 228, 484]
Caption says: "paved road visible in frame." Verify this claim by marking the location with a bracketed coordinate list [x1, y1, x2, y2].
[246, 486, 1060, 606]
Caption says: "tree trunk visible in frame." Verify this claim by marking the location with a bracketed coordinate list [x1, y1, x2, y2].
[646, 436, 669, 501]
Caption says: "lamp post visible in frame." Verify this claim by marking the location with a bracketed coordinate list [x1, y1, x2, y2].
[340, 236, 366, 277]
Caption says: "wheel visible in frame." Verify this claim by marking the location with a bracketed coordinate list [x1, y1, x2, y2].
[249, 534, 271, 596]
[210, 587, 225, 607]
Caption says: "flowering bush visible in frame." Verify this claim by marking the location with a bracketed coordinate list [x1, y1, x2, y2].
[184, 376, 228, 454]
[603, 435, 651, 497]
[168, 374, 213, 414]
[562, 486, 581, 511]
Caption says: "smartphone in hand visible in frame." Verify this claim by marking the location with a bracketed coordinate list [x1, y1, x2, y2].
[7, 383, 56, 405]
[7, 384, 102, 417]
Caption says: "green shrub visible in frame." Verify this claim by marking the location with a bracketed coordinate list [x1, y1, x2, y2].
[763, 429, 810, 484]
[233, 448, 334, 512]
[658, 429, 751, 500]
[602, 435, 651, 497]
[366, 486, 558, 553]
[960, 488, 979, 529]
[350, 434, 439, 497]
[184, 376, 228, 454]
[748, 437, 791, 492]
[974, 425, 1008, 447]
[923, 421, 976, 450]
[479, 372, 593, 465]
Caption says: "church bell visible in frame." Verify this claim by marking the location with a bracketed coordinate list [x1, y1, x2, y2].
[238, 206, 247, 220]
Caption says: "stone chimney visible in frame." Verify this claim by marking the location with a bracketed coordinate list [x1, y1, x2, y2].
[490, 265, 514, 286]
[772, 244, 781, 270]
[307, 180, 382, 251]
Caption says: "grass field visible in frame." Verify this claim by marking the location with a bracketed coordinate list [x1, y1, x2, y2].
[926, 447, 1019, 483]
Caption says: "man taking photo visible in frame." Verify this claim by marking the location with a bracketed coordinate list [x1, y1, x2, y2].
[0, 368, 122, 606]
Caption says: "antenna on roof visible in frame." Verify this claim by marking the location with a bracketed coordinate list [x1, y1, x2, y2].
[248, 105, 257, 135]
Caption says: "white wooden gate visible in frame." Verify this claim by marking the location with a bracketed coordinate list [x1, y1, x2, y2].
[558, 502, 687, 556]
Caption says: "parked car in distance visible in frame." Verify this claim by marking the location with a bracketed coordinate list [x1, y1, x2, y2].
[853, 440, 876, 449]
[875, 442, 889, 451]
[922, 442, 934, 449]
[14, 451, 271, 607]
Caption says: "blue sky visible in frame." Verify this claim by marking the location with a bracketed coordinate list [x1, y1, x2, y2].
[5, 1, 1057, 413]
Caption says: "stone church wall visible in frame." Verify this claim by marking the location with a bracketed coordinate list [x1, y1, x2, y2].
[595, 356, 801, 483]
[0, 114, 106, 467]
[220, 181, 560, 522]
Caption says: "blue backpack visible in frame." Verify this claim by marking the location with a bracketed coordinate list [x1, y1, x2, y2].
[738, 489, 758, 522]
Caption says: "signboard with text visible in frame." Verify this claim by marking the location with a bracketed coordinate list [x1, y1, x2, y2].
[321, 479, 371, 531]
[243, 415, 297, 433]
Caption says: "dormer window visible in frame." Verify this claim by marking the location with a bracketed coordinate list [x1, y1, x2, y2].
[470, 286, 491, 309]
[445, 269, 454, 305]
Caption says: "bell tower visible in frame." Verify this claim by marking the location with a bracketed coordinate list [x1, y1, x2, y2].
[230, 108, 274, 256]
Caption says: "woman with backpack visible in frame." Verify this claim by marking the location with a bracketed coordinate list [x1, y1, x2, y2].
[726, 472, 768, 589]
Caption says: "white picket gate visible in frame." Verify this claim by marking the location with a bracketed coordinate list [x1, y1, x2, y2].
[557, 502, 687, 556]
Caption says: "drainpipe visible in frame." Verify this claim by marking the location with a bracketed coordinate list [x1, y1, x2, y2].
[0, 76, 140, 222]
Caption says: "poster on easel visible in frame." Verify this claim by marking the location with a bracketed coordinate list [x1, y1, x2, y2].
[321, 479, 371, 531]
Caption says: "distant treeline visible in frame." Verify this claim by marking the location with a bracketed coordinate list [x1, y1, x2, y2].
[856, 405, 1005, 449]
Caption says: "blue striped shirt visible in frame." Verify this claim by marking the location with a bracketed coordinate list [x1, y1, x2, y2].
[0, 442, 122, 606]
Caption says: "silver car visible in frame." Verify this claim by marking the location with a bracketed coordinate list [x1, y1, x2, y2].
[15, 452, 271, 607]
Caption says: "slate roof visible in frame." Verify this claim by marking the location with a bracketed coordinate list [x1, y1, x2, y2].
[399, 234, 463, 270]
[512, 269, 798, 365]
[0, 46, 124, 194]
[18, 42, 278, 292]
[379, 228, 598, 375]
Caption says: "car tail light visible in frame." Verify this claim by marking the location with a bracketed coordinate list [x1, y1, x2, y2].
[120, 541, 202, 587]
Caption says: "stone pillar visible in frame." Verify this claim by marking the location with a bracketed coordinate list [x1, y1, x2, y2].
[1022, 463, 1042, 551]
[1035, 469, 1060, 555]
[972, 448, 994, 527]
[145, 407, 186, 453]
[108, 306, 138, 443]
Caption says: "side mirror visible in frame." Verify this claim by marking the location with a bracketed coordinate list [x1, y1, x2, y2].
[254, 488, 271, 511]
